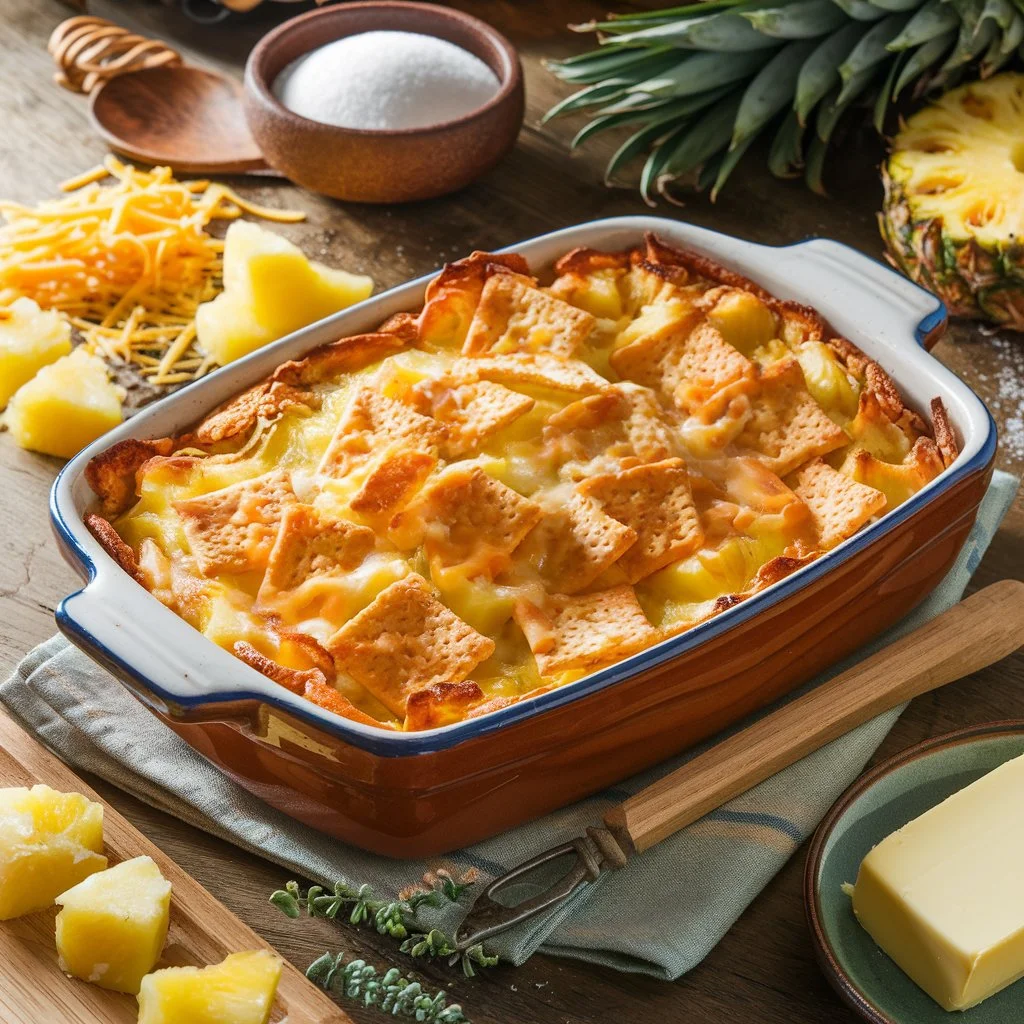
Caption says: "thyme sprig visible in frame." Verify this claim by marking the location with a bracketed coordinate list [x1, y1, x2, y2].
[307, 953, 468, 1023]
[269, 874, 498, 978]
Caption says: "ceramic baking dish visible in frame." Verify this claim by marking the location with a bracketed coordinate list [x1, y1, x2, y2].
[50, 216, 996, 857]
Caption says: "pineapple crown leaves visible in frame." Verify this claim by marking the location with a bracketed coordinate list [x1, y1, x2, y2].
[545, 0, 1024, 200]
[269, 873, 497, 978]
[306, 953, 470, 1024]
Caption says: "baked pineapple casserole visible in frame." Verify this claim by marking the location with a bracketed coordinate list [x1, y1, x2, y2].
[85, 236, 958, 732]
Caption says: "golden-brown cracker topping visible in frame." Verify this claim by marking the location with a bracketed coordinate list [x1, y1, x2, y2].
[189, 379, 318, 446]
[84, 512, 143, 583]
[259, 505, 375, 597]
[545, 385, 677, 473]
[390, 464, 543, 574]
[579, 458, 704, 582]
[613, 318, 755, 417]
[175, 470, 296, 575]
[404, 680, 485, 730]
[325, 573, 494, 717]
[516, 586, 656, 675]
[319, 388, 447, 480]
[85, 437, 175, 516]
[791, 459, 886, 550]
[930, 397, 959, 468]
[301, 676, 390, 728]
[737, 359, 849, 476]
[349, 450, 437, 520]
[463, 274, 595, 359]
[413, 378, 535, 458]
[233, 640, 327, 694]
[516, 492, 637, 595]
[274, 315, 417, 387]
[452, 352, 609, 394]
[418, 251, 532, 350]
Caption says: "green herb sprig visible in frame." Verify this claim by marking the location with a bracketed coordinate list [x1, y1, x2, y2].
[306, 953, 469, 1024]
[269, 875, 498, 978]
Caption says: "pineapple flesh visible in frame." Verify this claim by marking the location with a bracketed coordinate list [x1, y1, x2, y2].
[0, 785, 106, 920]
[4, 346, 124, 458]
[137, 950, 282, 1024]
[55, 855, 172, 994]
[196, 221, 374, 365]
[881, 73, 1024, 330]
[0, 297, 71, 409]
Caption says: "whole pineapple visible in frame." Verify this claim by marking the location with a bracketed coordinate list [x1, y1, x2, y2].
[881, 73, 1024, 329]
[546, 0, 1024, 202]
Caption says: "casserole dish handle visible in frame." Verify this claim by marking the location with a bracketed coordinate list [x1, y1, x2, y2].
[775, 238, 947, 351]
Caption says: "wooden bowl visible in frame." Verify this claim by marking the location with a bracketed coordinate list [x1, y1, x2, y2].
[243, 1, 524, 203]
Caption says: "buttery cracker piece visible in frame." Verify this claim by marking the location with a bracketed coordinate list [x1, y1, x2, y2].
[578, 458, 704, 582]
[463, 274, 595, 358]
[413, 378, 535, 457]
[233, 640, 327, 694]
[790, 459, 886, 551]
[319, 388, 446, 479]
[544, 384, 677, 471]
[738, 359, 848, 477]
[516, 492, 637, 594]
[404, 681, 486, 730]
[174, 470, 295, 575]
[613, 318, 755, 415]
[349, 450, 437, 519]
[84, 512, 143, 584]
[515, 586, 656, 675]
[190, 379, 318, 446]
[259, 504, 375, 598]
[301, 677, 390, 727]
[325, 574, 495, 717]
[390, 464, 543, 573]
[452, 353, 609, 394]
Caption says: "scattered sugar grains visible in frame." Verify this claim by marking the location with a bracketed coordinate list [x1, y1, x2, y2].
[986, 333, 1024, 460]
[274, 31, 499, 131]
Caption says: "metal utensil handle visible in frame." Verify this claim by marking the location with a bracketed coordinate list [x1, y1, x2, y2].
[605, 580, 1024, 854]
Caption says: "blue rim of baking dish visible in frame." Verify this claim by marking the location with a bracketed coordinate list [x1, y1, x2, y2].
[49, 225, 998, 759]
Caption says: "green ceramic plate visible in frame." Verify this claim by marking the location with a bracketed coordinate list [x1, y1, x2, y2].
[804, 721, 1024, 1024]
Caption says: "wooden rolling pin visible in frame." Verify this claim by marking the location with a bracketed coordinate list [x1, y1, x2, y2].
[605, 578, 1024, 853]
[457, 580, 1024, 948]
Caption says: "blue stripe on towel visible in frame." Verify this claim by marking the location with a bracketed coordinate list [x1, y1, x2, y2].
[706, 809, 803, 843]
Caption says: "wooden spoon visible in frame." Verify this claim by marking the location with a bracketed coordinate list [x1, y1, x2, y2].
[90, 64, 280, 176]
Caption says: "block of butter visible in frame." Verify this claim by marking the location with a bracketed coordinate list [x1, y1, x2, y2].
[851, 751, 1024, 1011]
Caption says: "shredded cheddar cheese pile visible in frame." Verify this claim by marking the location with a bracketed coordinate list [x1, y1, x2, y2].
[0, 157, 304, 386]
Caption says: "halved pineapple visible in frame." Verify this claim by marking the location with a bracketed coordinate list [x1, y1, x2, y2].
[137, 950, 282, 1024]
[196, 221, 374, 365]
[881, 73, 1024, 329]
[0, 785, 106, 920]
[55, 855, 172, 994]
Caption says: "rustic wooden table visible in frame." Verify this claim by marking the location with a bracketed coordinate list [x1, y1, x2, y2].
[2, 1, 1022, 1021]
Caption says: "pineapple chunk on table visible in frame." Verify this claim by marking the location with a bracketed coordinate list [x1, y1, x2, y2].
[137, 950, 282, 1024]
[55, 855, 171, 994]
[0, 784, 106, 920]
[5, 347, 123, 459]
[0, 297, 71, 409]
[196, 221, 373, 365]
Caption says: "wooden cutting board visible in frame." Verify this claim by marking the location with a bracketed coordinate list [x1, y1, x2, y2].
[0, 707, 350, 1023]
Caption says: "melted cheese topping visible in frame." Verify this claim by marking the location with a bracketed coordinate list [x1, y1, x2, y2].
[110, 252, 944, 730]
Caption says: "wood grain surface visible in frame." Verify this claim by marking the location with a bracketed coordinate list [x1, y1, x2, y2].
[0, 708, 348, 1024]
[0, 1, 1022, 1023]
